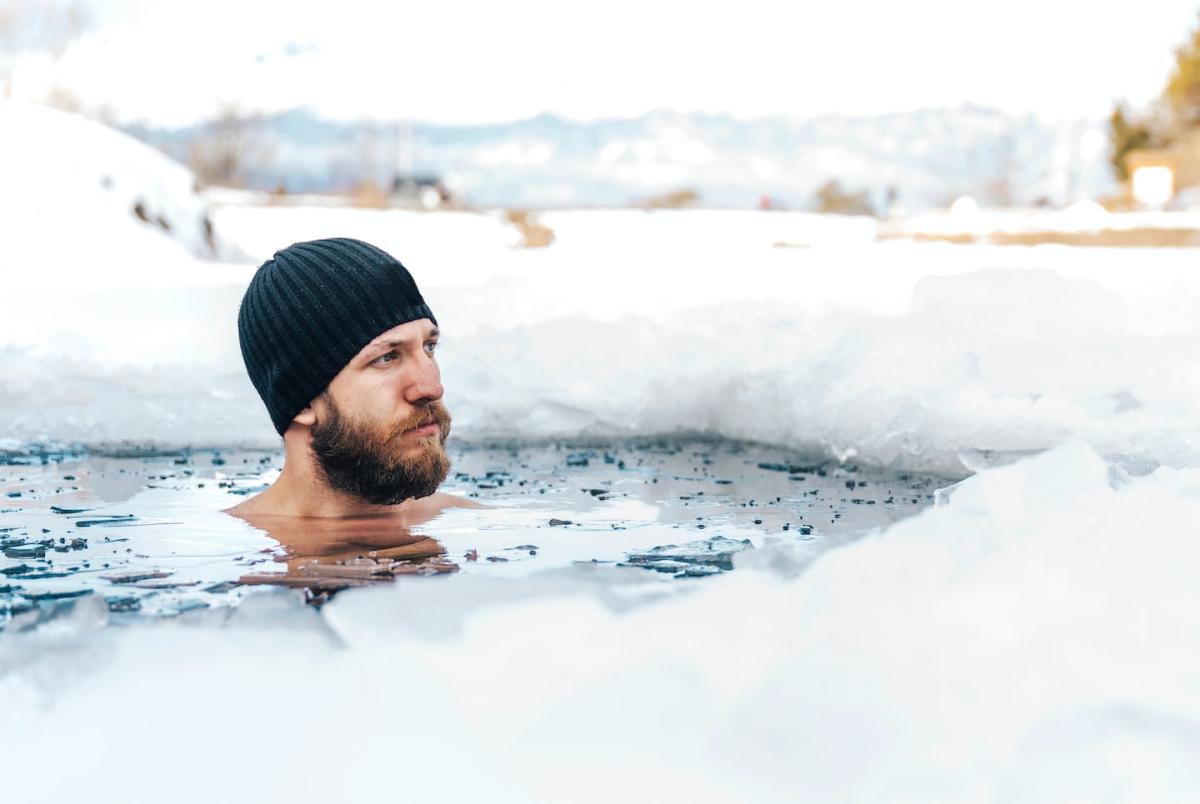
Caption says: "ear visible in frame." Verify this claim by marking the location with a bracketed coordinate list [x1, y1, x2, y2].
[292, 405, 317, 426]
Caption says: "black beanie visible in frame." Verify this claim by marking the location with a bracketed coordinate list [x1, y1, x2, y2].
[237, 237, 437, 435]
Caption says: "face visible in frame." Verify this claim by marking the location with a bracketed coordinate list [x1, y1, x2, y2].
[305, 319, 452, 505]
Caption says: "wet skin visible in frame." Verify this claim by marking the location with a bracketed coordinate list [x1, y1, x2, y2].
[224, 317, 472, 520]
[224, 317, 484, 579]
[234, 492, 459, 569]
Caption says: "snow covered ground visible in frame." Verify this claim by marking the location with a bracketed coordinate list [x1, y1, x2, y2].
[885, 200, 1200, 243]
[7, 442, 1200, 802]
[5, 102, 1200, 801]
[5, 102, 1199, 476]
[5, 194, 1200, 476]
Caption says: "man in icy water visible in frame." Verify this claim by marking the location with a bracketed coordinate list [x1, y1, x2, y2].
[225, 237, 473, 558]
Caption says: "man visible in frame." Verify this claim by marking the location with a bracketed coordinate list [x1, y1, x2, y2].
[225, 237, 472, 531]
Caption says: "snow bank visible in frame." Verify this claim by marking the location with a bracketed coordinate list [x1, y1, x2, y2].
[6, 201, 1200, 475]
[4, 105, 1200, 476]
[886, 204, 1200, 239]
[0, 100, 232, 261]
[6, 443, 1200, 801]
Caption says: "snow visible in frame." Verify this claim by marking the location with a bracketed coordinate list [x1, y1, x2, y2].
[5, 101, 1200, 802]
[0, 101, 237, 262]
[4, 103, 1197, 476]
[6, 187, 1200, 475]
[7, 443, 1200, 802]
[888, 205, 1200, 239]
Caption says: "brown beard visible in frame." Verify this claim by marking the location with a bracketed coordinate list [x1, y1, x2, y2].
[310, 394, 452, 505]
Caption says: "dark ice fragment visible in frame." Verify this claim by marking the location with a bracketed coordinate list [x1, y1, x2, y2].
[75, 515, 137, 528]
[101, 569, 173, 584]
[678, 564, 723, 577]
[49, 505, 91, 514]
[4, 544, 46, 559]
[23, 588, 93, 601]
[106, 595, 142, 613]
[624, 535, 753, 573]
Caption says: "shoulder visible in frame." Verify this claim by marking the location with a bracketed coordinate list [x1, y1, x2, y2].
[222, 498, 258, 517]
[425, 491, 489, 511]
[222, 486, 284, 518]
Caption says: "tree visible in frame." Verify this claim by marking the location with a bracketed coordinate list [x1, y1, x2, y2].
[1108, 102, 1155, 182]
[188, 102, 272, 189]
[641, 187, 700, 209]
[814, 179, 874, 216]
[1166, 12, 1200, 129]
[0, 1, 86, 103]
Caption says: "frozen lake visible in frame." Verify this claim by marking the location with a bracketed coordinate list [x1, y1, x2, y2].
[0, 438, 945, 630]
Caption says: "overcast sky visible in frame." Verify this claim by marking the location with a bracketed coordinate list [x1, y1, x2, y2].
[7, 0, 1199, 126]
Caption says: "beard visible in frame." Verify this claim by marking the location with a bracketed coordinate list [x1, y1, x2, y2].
[310, 394, 452, 506]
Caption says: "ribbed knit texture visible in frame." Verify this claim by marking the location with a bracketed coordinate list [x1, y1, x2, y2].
[237, 238, 437, 435]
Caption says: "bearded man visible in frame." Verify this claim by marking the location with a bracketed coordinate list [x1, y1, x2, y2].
[225, 237, 468, 524]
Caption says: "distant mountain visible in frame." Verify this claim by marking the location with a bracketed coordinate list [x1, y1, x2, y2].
[125, 106, 1115, 210]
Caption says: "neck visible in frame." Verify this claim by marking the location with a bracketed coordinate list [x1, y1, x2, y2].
[233, 427, 414, 518]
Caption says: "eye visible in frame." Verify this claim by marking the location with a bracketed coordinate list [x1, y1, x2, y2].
[371, 350, 398, 366]
[424, 340, 439, 355]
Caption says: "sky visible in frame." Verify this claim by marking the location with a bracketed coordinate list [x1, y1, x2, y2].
[4, 0, 1199, 126]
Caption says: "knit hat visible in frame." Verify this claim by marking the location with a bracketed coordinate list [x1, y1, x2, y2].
[238, 237, 437, 435]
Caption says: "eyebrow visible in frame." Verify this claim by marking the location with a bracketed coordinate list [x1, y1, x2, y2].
[361, 327, 440, 359]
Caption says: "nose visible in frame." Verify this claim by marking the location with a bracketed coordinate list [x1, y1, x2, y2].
[404, 351, 444, 405]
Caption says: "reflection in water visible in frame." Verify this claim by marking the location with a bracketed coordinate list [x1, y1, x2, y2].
[0, 439, 945, 630]
[230, 509, 459, 602]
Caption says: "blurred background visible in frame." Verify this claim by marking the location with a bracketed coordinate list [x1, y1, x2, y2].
[4, 0, 1200, 467]
[4, 0, 1199, 218]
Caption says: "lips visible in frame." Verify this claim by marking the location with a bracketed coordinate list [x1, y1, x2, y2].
[406, 417, 439, 434]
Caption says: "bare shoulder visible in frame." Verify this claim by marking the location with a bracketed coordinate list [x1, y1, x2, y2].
[428, 491, 489, 510]
[222, 497, 258, 517]
[222, 487, 282, 518]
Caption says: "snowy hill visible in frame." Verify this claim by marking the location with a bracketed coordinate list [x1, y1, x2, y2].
[0, 100, 232, 263]
[127, 106, 1115, 210]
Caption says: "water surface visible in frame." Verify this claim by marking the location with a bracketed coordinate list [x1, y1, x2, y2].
[0, 438, 946, 631]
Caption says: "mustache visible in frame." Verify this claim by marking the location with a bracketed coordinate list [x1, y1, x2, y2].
[391, 400, 452, 440]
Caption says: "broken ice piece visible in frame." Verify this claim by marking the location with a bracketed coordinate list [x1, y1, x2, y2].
[624, 535, 753, 572]
[296, 561, 392, 579]
[390, 559, 458, 576]
[101, 569, 174, 584]
[23, 588, 93, 601]
[238, 573, 372, 590]
[131, 579, 201, 589]
[3, 544, 46, 559]
[105, 595, 142, 613]
[75, 515, 137, 528]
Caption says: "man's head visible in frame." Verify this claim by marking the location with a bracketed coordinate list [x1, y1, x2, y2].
[237, 238, 451, 503]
